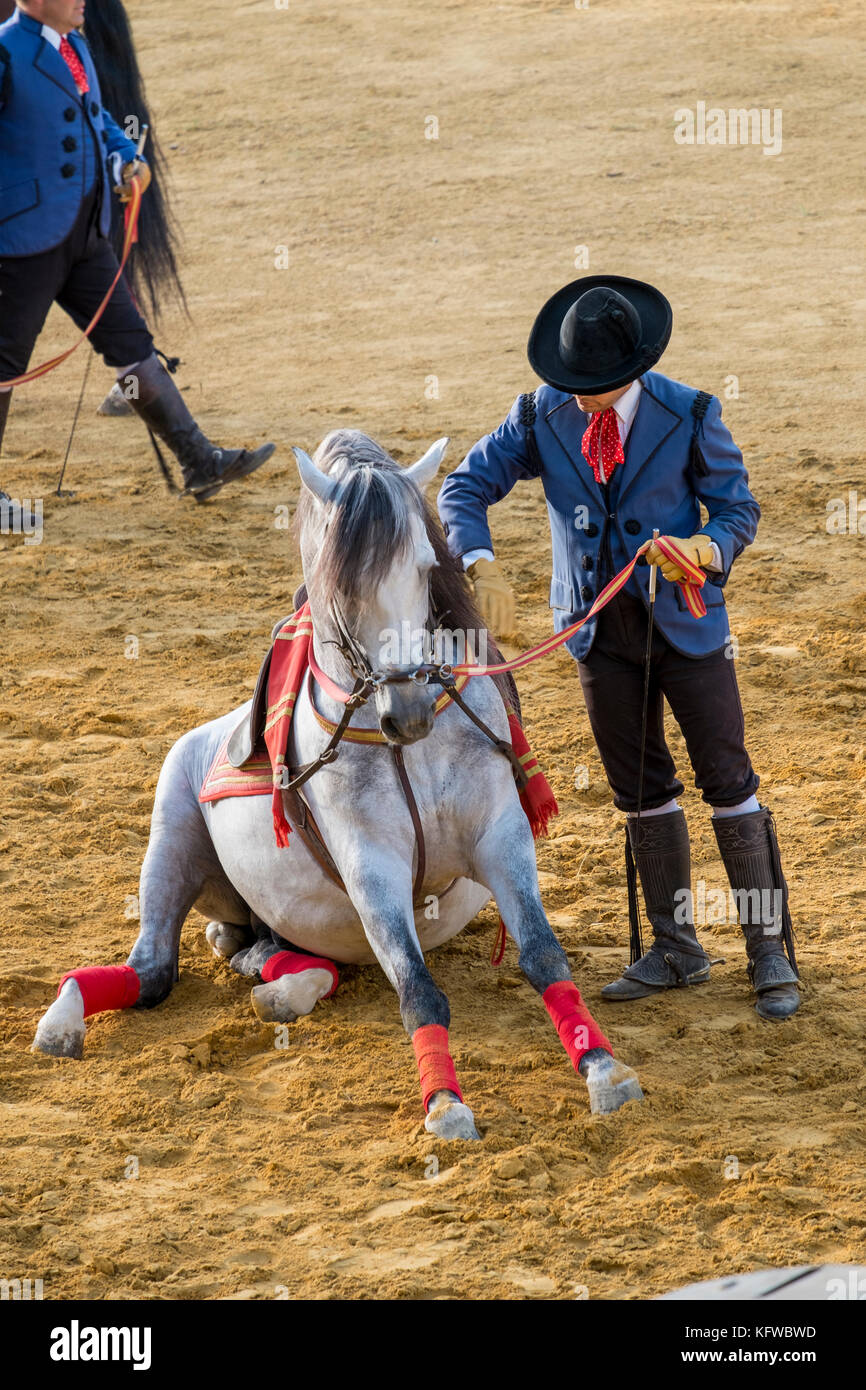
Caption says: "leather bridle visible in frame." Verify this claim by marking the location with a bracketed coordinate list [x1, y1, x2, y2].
[322, 582, 455, 691]
[277, 586, 527, 909]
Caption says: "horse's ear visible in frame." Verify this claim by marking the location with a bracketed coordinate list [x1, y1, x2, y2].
[405, 437, 449, 491]
[292, 446, 341, 505]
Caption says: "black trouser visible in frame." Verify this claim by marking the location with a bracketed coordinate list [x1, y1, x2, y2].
[0, 183, 153, 382]
[577, 589, 760, 813]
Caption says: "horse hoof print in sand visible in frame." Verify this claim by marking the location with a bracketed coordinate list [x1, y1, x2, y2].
[32, 432, 643, 1134]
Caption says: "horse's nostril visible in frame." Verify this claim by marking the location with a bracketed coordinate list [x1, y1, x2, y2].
[380, 709, 434, 744]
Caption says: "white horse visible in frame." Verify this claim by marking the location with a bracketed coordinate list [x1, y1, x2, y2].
[34, 430, 642, 1137]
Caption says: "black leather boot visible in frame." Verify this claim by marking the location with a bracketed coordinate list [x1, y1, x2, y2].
[0, 388, 38, 536]
[126, 354, 275, 499]
[602, 810, 713, 1000]
[713, 806, 800, 1020]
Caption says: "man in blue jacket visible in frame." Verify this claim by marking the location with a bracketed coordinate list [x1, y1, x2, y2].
[0, 0, 273, 524]
[438, 275, 800, 1019]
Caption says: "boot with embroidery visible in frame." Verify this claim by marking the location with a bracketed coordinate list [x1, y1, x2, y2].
[126, 353, 275, 500]
[602, 809, 713, 1000]
[713, 806, 800, 1020]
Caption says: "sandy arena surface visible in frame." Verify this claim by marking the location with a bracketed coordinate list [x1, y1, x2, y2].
[1, 0, 864, 1300]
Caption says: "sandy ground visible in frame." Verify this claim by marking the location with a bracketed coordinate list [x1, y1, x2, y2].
[1, 0, 865, 1301]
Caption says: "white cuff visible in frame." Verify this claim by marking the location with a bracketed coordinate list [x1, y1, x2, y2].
[462, 547, 494, 570]
[705, 541, 723, 573]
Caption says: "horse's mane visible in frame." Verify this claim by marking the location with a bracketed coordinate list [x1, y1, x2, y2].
[294, 430, 521, 721]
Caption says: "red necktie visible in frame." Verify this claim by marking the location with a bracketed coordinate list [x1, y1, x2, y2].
[581, 407, 625, 486]
[59, 36, 90, 95]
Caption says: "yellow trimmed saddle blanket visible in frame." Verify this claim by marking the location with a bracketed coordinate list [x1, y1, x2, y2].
[200, 604, 558, 843]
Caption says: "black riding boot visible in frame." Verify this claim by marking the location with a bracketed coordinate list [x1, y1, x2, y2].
[713, 806, 800, 1020]
[0, 388, 38, 535]
[602, 810, 713, 1000]
[126, 353, 275, 499]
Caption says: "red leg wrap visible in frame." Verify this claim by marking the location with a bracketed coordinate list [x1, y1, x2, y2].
[543, 981, 611, 1069]
[57, 964, 141, 1018]
[412, 1024, 463, 1111]
[260, 950, 338, 998]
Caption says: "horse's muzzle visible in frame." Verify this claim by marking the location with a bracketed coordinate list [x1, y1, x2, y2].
[376, 680, 437, 745]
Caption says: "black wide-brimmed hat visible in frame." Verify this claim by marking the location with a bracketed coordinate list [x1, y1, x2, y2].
[527, 275, 673, 394]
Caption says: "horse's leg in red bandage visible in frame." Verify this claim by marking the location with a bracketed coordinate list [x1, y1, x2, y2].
[542, 980, 643, 1112]
[411, 1023, 479, 1139]
[32, 965, 141, 1060]
[250, 948, 339, 1023]
[33, 736, 234, 1059]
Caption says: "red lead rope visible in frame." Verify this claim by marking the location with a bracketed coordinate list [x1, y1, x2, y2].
[452, 536, 707, 679]
[0, 176, 143, 389]
[305, 539, 708, 708]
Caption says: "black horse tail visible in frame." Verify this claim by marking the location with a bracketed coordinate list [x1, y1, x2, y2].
[83, 0, 188, 323]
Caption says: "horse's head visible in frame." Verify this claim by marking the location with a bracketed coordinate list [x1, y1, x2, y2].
[293, 430, 449, 745]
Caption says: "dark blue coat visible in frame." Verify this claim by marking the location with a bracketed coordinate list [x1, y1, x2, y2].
[0, 10, 141, 256]
[437, 372, 760, 661]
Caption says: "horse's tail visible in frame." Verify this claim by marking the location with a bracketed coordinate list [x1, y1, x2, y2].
[83, 0, 188, 324]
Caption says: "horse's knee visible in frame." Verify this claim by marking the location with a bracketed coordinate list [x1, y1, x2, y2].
[129, 962, 174, 1008]
[399, 972, 450, 1034]
[518, 931, 570, 994]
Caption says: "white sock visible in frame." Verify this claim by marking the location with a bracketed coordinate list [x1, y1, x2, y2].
[627, 798, 680, 818]
[712, 795, 761, 818]
[114, 361, 141, 379]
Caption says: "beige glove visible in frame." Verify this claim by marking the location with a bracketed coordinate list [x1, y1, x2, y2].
[466, 556, 516, 637]
[644, 533, 715, 583]
[114, 160, 152, 203]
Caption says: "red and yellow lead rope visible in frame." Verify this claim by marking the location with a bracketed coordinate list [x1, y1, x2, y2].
[452, 536, 707, 679]
[0, 176, 143, 389]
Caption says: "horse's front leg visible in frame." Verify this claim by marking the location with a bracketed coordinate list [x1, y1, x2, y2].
[346, 854, 480, 1141]
[473, 810, 644, 1115]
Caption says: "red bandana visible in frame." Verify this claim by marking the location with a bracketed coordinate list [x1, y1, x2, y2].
[581, 406, 625, 485]
[59, 36, 90, 95]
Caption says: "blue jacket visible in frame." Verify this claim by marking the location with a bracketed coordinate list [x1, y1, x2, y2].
[0, 10, 141, 256]
[437, 372, 760, 661]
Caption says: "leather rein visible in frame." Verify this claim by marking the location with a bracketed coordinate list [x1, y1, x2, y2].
[277, 594, 527, 907]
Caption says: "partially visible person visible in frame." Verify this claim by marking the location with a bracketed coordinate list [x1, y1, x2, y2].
[0, 0, 274, 531]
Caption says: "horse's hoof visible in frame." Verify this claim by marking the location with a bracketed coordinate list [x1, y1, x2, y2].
[32, 1029, 85, 1060]
[96, 382, 134, 417]
[583, 1053, 644, 1115]
[424, 1097, 480, 1141]
[206, 920, 250, 960]
[250, 968, 333, 1024]
[32, 981, 86, 1060]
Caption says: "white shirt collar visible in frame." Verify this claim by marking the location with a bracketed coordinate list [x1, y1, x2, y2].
[41, 25, 67, 49]
[613, 378, 642, 438]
